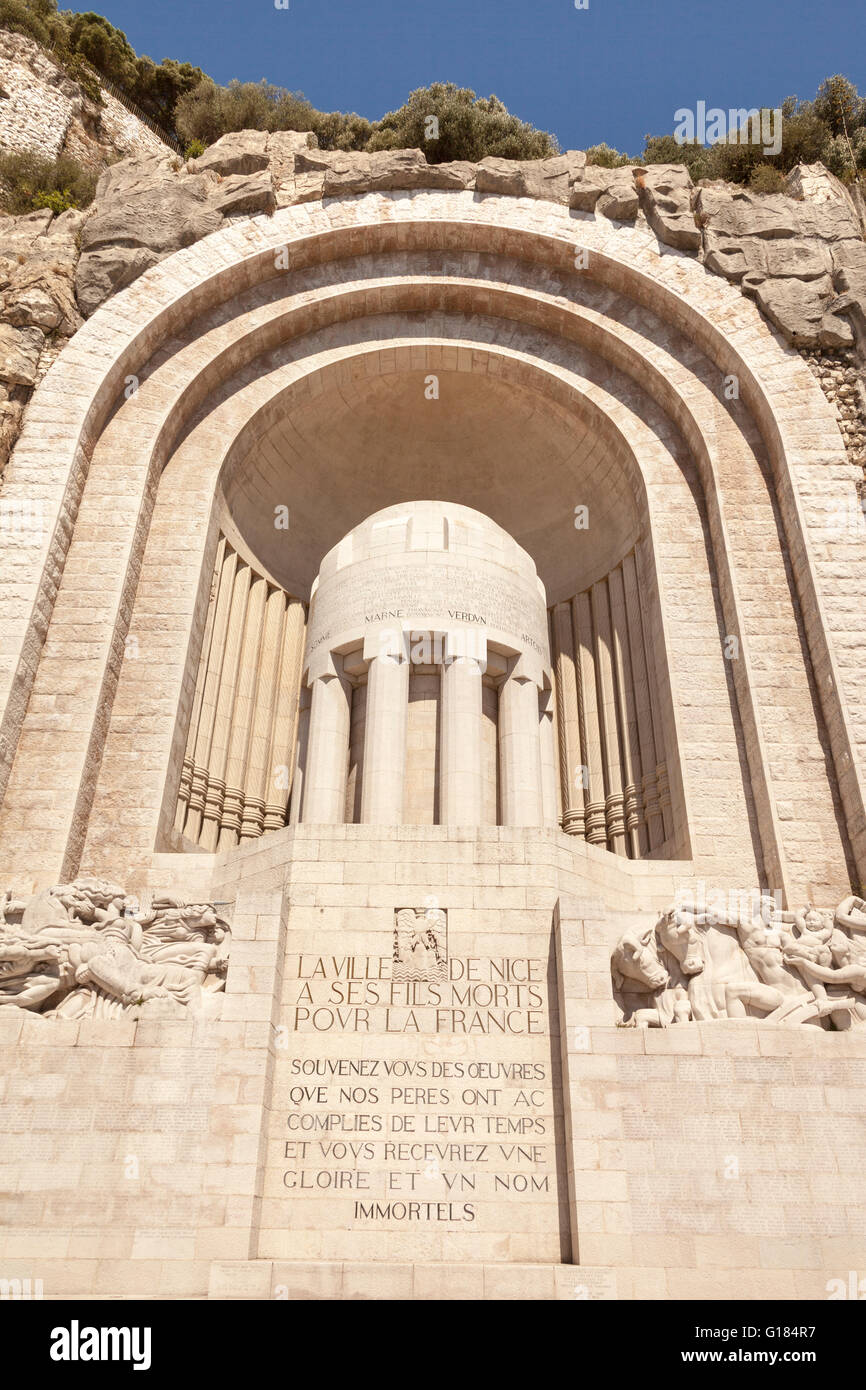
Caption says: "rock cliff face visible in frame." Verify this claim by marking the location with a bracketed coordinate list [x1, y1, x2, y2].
[0, 35, 864, 480]
[0, 31, 167, 169]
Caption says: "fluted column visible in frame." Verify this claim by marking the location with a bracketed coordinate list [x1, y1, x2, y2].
[552, 600, 585, 837]
[302, 666, 352, 824]
[219, 574, 267, 850]
[608, 563, 646, 857]
[175, 536, 225, 835]
[591, 579, 627, 856]
[266, 598, 306, 832]
[361, 639, 409, 825]
[499, 665, 543, 827]
[183, 545, 237, 844]
[240, 585, 286, 840]
[440, 652, 485, 826]
[573, 592, 607, 846]
[635, 546, 673, 844]
[622, 551, 664, 849]
[200, 561, 251, 851]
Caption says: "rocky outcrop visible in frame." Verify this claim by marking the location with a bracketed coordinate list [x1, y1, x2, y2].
[0, 205, 82, 471]
[76, 158, 223, 315]
[0, 107, 864, 481]
[695, 181, 862, 348]
[0, 30, 168, 171]
[637, 164, 702, 251]
[190, 128, 270, 177]
[802, 347, 866, 465]
[569, 162, 640, 220]
[475, 152, 573, 202]
[293, 146, 476, 198]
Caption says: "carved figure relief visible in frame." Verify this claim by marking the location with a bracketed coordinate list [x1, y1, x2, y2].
[393, 905, 447, 983]
[0, 879, 230, 1020]
[612, 893, 866, 1030]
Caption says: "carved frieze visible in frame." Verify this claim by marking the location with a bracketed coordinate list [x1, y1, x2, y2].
[0, 878, 230, 1021]
[612, 893, 866, 1029]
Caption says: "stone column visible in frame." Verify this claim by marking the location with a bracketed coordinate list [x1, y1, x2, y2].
[622, 552, 664, 849]
[499, 663, 543, 827]
[302, 665, 352, 824]
[360, 635, 409, 825]
[440, 642, 485, 826]
[240, 585, 286, 841]
[573, 592, 607, 847]
[175, 536, 225, 836]
[183, 545, 237, 845]
[591, 579, 627, 856]
[288, 686, 310, 826]
[265, 598, 306, 832]
[608, 563, 646, 857]
[552, 600, 584, 837]
[200, 560, 251, 852]
[539, 686, 559, 828]
[219, 574, 267, 850]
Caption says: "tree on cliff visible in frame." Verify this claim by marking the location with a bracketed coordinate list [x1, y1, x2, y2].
[366, 84, 557, 162]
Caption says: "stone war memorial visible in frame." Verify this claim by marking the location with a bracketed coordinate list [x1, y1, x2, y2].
[1, 30, 866, 1303]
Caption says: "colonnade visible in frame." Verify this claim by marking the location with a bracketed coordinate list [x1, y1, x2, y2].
[175, 541, 674, 853]
[550, 550, 673, 856]
[294, 632, 558, 829]
[174, 537, 307, 850]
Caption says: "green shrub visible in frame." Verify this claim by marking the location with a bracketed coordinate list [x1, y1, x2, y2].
[32, 186, 75, 212]
[0, 0, 55, 47]
[813, 75, 865, 137]
[368, 83, 556, 162]
[183, 138, 206, 160]
[583, 142, 631, 168]
[174, 77, 556, 162]
[0, 149, 96, 214]
[61, 49, 103, 105]
[749, 163, 787, 194]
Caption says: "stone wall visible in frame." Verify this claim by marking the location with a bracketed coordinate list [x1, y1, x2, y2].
[0, 886, 284, 1299]
[0, 31, 167, 168]
[556, 896, 866, 1300]
[4, 859, 861, 1299]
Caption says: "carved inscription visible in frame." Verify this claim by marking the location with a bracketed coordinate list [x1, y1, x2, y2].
[307, 561, 548, 653]
[272, 931, 563, 1251]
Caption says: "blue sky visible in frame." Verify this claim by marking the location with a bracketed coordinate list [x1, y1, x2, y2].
[96, 0, 865, 155]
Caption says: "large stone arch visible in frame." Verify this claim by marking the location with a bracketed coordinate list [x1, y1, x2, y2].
[0, 189, 863, 903]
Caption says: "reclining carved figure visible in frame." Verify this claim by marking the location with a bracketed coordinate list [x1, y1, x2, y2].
[0, 879, 230, 1020]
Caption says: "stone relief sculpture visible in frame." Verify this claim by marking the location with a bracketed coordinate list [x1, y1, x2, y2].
[393, 906, 448, 983]
[0, 879, 230, 1020]
[612, 893, 866, 1029]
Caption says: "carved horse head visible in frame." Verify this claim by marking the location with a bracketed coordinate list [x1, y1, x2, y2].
[612, 924, 669, 994]
[657, 907, 705, 977]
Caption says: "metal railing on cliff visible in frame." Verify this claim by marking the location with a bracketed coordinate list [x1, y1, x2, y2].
[37, 35, 183, 154]
[91, 71, 182, 154]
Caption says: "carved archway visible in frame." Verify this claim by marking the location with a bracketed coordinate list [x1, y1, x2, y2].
[0, 190, 862, 904]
